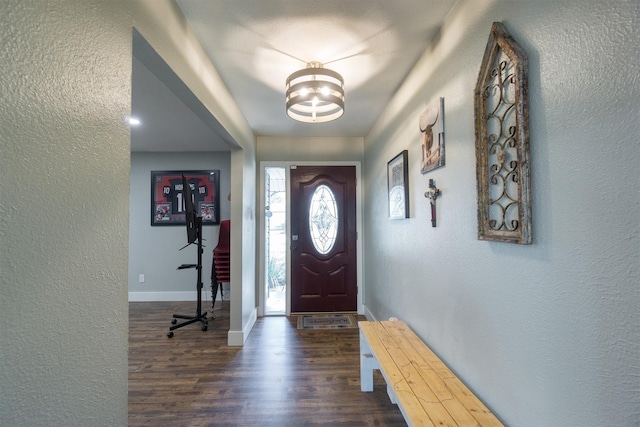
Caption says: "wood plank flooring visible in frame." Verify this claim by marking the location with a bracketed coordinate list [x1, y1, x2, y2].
[129, 301, 406, 426]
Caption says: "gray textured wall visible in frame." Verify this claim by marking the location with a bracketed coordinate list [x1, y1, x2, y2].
[0, 0, 257, 423]
[0, 1, 131, 425]
[363, 0, 639, 425]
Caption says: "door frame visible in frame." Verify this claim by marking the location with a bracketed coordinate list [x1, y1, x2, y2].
[258, 161, 363, 317]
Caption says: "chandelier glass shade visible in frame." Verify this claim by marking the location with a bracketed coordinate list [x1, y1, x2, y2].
[285, 62, 344, 123]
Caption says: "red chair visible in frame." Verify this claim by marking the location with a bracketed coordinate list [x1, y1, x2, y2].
[211, 220, 230, 311]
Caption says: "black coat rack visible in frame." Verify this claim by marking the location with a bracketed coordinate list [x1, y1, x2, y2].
[167, 216, 208, 338]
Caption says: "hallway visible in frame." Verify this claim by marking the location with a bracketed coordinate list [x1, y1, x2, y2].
[129, 301, 405, 426]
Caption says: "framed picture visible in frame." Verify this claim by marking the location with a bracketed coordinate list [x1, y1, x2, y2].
[387, 150, 409, 219]
[151, 170, 220, 226]
[420, 97, 445, 174]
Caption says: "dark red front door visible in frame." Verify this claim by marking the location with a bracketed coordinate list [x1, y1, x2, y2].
[290, 166, 357, 312]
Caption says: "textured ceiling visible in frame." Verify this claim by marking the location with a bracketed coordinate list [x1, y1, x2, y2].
[131, 0, 458, 151]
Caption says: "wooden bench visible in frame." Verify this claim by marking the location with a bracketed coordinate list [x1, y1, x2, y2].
[359, 320, 503, 427]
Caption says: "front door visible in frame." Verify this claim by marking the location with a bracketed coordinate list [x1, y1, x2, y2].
[290, 166, 357, 312]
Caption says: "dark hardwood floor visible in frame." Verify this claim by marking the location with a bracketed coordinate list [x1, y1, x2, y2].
[129, 301, 406, 426]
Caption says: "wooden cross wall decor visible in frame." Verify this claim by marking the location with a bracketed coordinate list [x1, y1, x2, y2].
[424, 179, 441, 227]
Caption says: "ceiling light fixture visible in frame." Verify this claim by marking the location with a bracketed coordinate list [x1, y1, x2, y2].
[285, 62, 344, 123]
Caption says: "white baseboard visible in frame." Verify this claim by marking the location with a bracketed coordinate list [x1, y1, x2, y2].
[362, 305, 377, 321]
[227, 330, 244, 346]
[227, 307, 257, 347]
[129, 290, 226, 302]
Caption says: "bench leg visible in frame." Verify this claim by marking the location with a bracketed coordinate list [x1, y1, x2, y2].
[360, 330, 379, 392]
[361, 354, 376, 391]
[387, 385, 398, 404]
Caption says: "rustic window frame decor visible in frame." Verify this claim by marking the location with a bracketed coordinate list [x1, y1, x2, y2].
[474, 22, 532, 244]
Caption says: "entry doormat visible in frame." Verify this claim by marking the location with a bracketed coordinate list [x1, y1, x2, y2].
[297, 314, 358, 330]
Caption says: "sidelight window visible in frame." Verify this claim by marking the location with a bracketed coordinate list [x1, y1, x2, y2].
[265, 167, 286, 315]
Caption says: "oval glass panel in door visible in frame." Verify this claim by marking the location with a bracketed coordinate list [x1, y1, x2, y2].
[308, 184, 338, 254]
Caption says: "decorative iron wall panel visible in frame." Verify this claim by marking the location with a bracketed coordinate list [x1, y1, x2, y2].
[474, 22, 532, 244]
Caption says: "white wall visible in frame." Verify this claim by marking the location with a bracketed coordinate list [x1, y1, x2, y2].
[258, 136, 364, 162]
[228, 145, 258, 345]
[363, 0, 639, 426]
[128, 152, 231, 301]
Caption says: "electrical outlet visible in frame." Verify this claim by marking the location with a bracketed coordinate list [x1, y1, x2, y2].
[139, 274, 145, 283]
